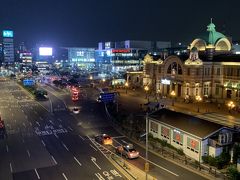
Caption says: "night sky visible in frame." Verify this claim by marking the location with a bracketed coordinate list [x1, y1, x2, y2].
[0, 0, 239, 47]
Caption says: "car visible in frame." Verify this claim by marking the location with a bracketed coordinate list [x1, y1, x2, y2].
[95, 134, 113, 145]
[73, 107, 80, 114]
[116, 144, 139, 159]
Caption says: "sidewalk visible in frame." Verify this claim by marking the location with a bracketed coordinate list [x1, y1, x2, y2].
[117, 88, 240, 123]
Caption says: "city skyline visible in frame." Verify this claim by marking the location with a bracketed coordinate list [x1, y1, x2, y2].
[0, 0, 239, 47]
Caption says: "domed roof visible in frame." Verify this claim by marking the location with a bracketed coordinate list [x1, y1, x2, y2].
[205, 22, 226, 45]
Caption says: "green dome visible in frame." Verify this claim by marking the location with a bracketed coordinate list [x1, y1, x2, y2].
[206, 22, 226, 45]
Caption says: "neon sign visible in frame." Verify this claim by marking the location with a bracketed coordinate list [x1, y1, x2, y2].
[112, 49, 131, 53]
[3, 30, 13, 38]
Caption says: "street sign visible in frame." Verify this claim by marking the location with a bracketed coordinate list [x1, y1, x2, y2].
[100, 92, 115, 103]
[23, 79, 35, 86]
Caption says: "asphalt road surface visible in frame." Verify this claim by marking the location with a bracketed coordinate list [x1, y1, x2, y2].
[0, 80, 124, 180]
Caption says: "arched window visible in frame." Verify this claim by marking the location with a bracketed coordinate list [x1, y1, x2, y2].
[167, 62, 183, 75]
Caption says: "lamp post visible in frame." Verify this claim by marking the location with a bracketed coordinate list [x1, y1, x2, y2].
[228, 101, 235, 113]
[144, 85, 149, 102]
[195, 95, 202, 113]
[170, 91, 176, 106]
[125, 82, 129, 94]
[145, 113, 149, 180]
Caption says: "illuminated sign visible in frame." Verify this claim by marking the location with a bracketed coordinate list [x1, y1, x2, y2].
[39, 47, 53, 56]
[161, 79, 170, 85]
[3, 30, 13, 38]
[112, 49, 131, 53]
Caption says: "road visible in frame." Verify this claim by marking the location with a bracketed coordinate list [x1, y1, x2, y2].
[43, 82, 208, 180]
[0, 79, 124, 180]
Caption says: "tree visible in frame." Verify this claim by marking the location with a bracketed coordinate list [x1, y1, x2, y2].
[227, 165, 240, 180]
[233, 144, 240, 164]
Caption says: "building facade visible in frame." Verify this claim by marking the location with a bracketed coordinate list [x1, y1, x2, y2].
[95, 40, 171, 73]
[68, 48, 95, 71]
[128, 21, 240, 102]
[2, 30, 15, 64]
[149, 109, 235, 162]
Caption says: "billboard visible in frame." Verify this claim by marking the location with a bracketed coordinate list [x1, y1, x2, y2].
[3, 30, 13, 38]
[39, 47, 53, 56]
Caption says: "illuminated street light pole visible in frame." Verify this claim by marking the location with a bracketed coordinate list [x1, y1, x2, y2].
[144, 85, 149, 102]
[228, 101, 235, 113]
[125, 82, 129, 94]
[195, 95, 202, 113]
[170, 91, 176, 106]
[145, 113, 149, 180]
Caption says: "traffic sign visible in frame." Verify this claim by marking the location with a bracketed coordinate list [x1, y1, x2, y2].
[23, 79, 35, 86]
[100, 92, 115, 103]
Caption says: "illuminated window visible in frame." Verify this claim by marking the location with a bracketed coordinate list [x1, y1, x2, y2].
[204, 84, 209, 96]
[161, 126, 170, 139]
[150, 122, 158, 133]
[216, 68, 221, 75]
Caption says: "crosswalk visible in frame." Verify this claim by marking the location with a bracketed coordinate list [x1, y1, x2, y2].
[196, 112, 240, 127]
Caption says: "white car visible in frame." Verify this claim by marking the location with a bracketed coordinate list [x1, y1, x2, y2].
[73, 107, 80, 114]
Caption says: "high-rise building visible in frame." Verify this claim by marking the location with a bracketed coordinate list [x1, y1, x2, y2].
[2, 30, 14, 64]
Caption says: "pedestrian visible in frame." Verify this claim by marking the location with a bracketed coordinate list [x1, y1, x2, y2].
[217, 103, 220, 110]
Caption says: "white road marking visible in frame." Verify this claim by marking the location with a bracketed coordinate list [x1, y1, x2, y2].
[9, 163, 13, 173]
[34, 169, 40, 179]
[29, 122, 32, 126]
[68, 126, 73, 131]
[23, 123, 26, 127]
[62, 173, 68, 180]
[27, 149, 31, 157]
[49, 120, 54, 125]
[51, 155, 58, 165]
[54, 133, 59, 139]
[39, 117, 43, 121]
[73, 156, 82, 166]
[89, 144, 98, 151]
[78, 135, 85, 140]
[62, 143, 69, 151]
[95, 173, 105, 180]
[91, 157, 101, 170]
[139, 155, 179, 177]
[112, 135, 125, 139]
[121, 140, 128, 144]
[41, 140, 46, 147]
[57, 118, 62, 122]
[6, 145, 9, 152]
[36, 121, 40, 127]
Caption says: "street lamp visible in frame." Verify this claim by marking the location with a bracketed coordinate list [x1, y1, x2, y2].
[227, 101, 235, 113]
[144, 85, 149, 102]
[145, 113, 149, 180]
[195, 95, 202, 113]
[170, 91, 176, 106]
[125, 82, 129, 94]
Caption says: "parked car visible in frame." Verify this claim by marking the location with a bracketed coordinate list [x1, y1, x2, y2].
[116, 144, 139, 159]
[95, 134, 113, 145]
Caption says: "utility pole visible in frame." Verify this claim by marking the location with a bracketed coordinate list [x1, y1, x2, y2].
[145, 113, 149, 179]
